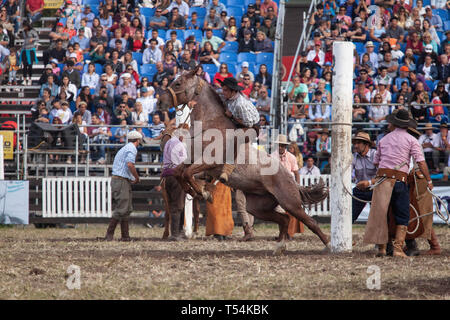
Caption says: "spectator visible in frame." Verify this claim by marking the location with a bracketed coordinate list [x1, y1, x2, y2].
[148, 113, 166, 139]
[187, 11, 201, 30]
[103, 63, 119, 87]
[423, 5, 443, 32]
[295, 51, 320, 75]
[93, 86, 114, 113]
[59, 75, 78, 102]
[166, 30, 183, 55]
[56, 101, 73, 125]
[4, 47, 19, 86]
[238, 74, 254, 98]
[18, 21, 38, 86]
[201, 28, 225, 52]
[137, 87, 157, 115]
[131, 102, 149, 126]
[255, 64, 272, 89]
[80, 5, 95, 28]
[299, 156, 321, 175]
[255, 86, 270, 116]
[249, 81, 261, 103]
[417, 55, 438, 81]
[347, 17, 367, 42]
[419, 123, 437, 170]
[73, 101, 92, 125]
[213, 63, 233, 88]
[422, 20, 440, 50]
[87, 114, 111, 164]
[143, 39, 163, 65]
[129, 29, 145, 53]
[40, 74, 59, 97]
[163, 0, 190, 19]
[375, 66, 393, 91]
[238, 16, 257, 41]
[432, 123, 450, 173]
[199, 41, 219, 64]
[207, 0, 227, 15]
[288, 74, 309, 102]
[26, 0, 44, 24]
[403, 48, 417, 72]
[98, 6, 113, 29]
[254, 31, 273, 53]
[49, 100, 62, 123]
[149, 7, 168, 30]
[309, 90, 331, 122]
[162, 52, 178, 77]
[76, 86, 94, 111]
[120, 63, 140, 86]
[386, 16, 405, 44]
[169, 7, 186, 29]
[238, 29, 255, 53]
[115, 72, 137, 100]
[260, 0, 278, 17]
[90, 26, 108, 51]
[307, 40, 325, 67]
[352, 94, 368, 123]
[112, 102, 132, 125]
[236, 61, 255, 82]
[406, 31, 423, 55]
[81, 62, 100, 89]
[129, 16, 145, 39]
[433, 81, 449, 104]
[316, 128, 331, 163]
[259, 17, 275, 41]
[204, 8, 224, 30]
[195, 65, 211, 84]
[410, 90, 428, 122]
[372, 82, 392, 103]
[4, 0, 20, 34]
[61, 59, 81, 89]
[89, 44, 107, 65]
[70, 28, 90, 52]
[108, 29, 127, 53]
[178, 50, 197, 71]
[118, 91, 135, 110]
[153, 62, 172, 87]
[368, 94, 389, 128]
[44, 39, 66, 66]
[114, 119, 128, 143]
[379, 51, 398, 79]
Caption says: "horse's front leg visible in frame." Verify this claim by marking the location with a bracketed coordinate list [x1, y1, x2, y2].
[182, 164, 221, 202]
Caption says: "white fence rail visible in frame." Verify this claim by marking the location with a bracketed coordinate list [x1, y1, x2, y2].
[42, 177, 112, 218]
[299, 175, 331, 216]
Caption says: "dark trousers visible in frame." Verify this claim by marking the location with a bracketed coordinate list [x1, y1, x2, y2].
[164, 175, 186, 236]
[389, 181, 410, 226]
[21, 50, 35, 78]
[352, 187, 373, 223]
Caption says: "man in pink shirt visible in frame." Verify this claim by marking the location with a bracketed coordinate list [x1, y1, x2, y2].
[362, 109, 433, 258]
[260, 0, 278, 17]
[271, 134, 304, 239]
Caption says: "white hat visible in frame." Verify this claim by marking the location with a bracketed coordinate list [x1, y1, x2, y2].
[424, 44, 433, 52]
[127, 130, 143, 140]
[69, 53, 77, 58]
[275, 134, 291, 145]
[121, 72, 132, 78]
[241, 61, 249, 68]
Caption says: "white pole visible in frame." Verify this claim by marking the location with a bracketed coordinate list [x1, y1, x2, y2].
[0, 135, 4, 180]
[330, 41, 354, 253]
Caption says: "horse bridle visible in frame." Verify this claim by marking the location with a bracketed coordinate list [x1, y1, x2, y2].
[166, 76, 205, 112]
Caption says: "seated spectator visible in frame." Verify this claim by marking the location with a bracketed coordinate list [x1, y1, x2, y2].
[433, 82, 449, 104]
[372, 82, 392, 104]
[40, 74, 59, 98]
[70, 28, 90, 52]
[113, 5, 132, 25]
[295, 51, 320, 76]
[379, 51, 398, 79]
[73, 101, 92, 125]
[162, 0, 190, 19]
[356, 68, 374, 92]
[143, 39, 163, 64]
[87, 114, 111, 164]
[199, 41, 219, 64]
[204, 8, 224, 30]
[195, 65, 211, 84]
[309, 90, 331, 122]
[259, 17, 276, 41]
[114, 119, 128, 143]
[98, 7, 113, 30]
[129, 16, 145, 39]
[207, 0, 227, 14]
[255, 64, 272, 89]
[76, 85, 94, 111]
[81, 62, 100, 89]
[153, 62, 173, 88]
[162, 52, 178, 77]
[368, 94, 389, 126]
[119, 64, 140, 86]
[155, 77, 170, 98]
[347, 17, 367, 42]
[406, 31, 423, 55]
[249, 81, 261, 103]
[148, 8, 168, 30]
[45, 39, 66, 66]
[236, 61, 255, 82]
[93, 88, 114, 114]
[423, 5, 443, 32]
[255, 86, 271, 116]
[115, 72, 137, 100]
[417, 55, 438, 81]
[137, 86, 157, 114]
[417, 43, 439, 66]
[129, 29, 145, 52]
[148, 113, 166, 140]
[299, 156, 321, 175]
[307, 40, 325, 67]
[238, 75, 254, 98]
[118, 91, 135, 110]
[108, 29, 127, 53]
[375, 66, 393, 92]
[254, 31, 273, 53]
[410, 90, 428, 122]
[316, 128, 331, 162]
[89, 44, 107, 64]
[178, 50, 197, 71]
[352, 94, 368, 123]
[245, 3, 262, 28]
[288, 74, 309, 102]
[59, 75, 78, 103]
[38, 64, 56, 86]
[432, 123, 450, 173]
[213, 63, 233, 88]
[90, 26, 108, 52]
[55, 101, 73, 125]
[166, 31, 183, 54]
[103, 64, 119, 88]
[202, 28, 225, 52]
[187, 12, 201, 30]
[317, 79, 331, 102]
[238, 29, 256, 53]
[61, 59, 81, 89]
[112, 102, 132, 125]
[386, 16, 405, 44]
[169, 7, 186, 29]
[131, 102, 149, 126]
[393, 66, 410, 93]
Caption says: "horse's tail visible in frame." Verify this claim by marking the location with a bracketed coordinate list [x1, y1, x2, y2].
[298, 178, 329, 205]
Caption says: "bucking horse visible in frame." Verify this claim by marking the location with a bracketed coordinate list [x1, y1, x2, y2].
[157, 67, 330, 252]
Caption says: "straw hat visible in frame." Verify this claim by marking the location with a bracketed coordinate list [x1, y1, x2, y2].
[352, 131, 375, 147]
[423, 123, 434, 131]
[275, 134, 291, 145]
[127, 130, 143, 140]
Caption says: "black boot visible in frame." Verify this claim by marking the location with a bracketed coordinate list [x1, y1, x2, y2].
[167, 210, 184, 241]
[386, 240, 394, 256]
[405, 239, 420, 256]
[104, 218, 119, 241]
[120, 220, 131, 241]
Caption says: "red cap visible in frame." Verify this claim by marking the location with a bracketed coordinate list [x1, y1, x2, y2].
[57, 22, 64, 27]
[66, 0, 72, 3]
[314, 40, 321, 46]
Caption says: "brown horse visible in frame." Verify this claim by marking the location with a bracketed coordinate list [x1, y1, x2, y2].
[157, 67, 330, 251]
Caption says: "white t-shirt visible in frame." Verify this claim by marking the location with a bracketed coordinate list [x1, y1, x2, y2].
[432, 132, 450, 149]
[418, 133, 436, 153]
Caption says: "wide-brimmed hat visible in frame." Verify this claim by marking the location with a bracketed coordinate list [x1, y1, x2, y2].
[423, 123, 434, 131]
[127, 130, 143, 140]
[352, 131, 375, 147]
[386, 109, 417, 129]
[218, 77, 244, 91]
[440, 123, 448, 129]
[275, 134, 291, 145]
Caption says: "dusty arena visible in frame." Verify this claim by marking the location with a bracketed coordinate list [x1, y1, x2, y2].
[0, 224, 448, 300]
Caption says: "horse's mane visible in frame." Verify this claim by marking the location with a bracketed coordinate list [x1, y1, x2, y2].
[198, 75, 227, 111]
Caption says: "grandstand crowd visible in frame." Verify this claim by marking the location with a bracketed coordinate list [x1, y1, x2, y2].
[0, 0, 449, 178]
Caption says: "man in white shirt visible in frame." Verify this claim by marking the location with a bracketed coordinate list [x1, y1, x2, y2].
[162, 0, 190, 19]
[418, 123, 437, 170]
[306, 40, 325, 67]
[143, 39, 163, 64]
[432, 123, 450, 173]
[146, 29, 165, 50]
[136, 87, 157, 115]
[431, 0, 447, 9]
[299, 156, 321, 175]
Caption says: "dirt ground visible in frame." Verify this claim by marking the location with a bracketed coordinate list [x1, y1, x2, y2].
[0, 223, 448, 300]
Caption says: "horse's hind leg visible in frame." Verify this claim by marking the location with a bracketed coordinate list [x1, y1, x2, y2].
[193, 198, 200, 233]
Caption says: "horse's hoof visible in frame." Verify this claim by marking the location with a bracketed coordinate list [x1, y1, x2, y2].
[322, 244, 331, 253]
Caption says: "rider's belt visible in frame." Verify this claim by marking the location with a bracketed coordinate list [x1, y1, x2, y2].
[376, 168, 408, 183]
[112, 175, 131, 182]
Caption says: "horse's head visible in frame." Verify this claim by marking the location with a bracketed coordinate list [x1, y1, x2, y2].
[157, 65, 203, 112]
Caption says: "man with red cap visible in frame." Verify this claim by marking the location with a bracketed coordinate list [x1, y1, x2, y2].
[306, 40, 325, 66]
[26, 0, 44, 24]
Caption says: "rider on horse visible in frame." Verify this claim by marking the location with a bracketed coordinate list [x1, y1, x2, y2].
[217, 77, 260, 183]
